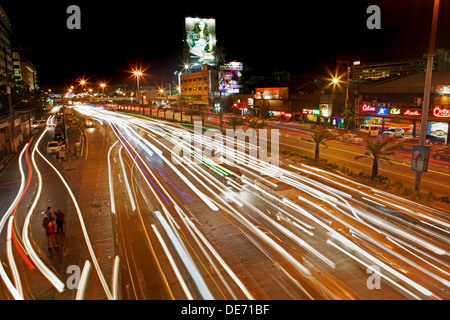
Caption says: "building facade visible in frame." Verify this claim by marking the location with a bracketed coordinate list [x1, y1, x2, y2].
[179, 64, 219, 111]
[0, 6, 13, 87]
[358, 70, 450, 144]
[352, 49, 450, 82]
[13, 51, 38, 91]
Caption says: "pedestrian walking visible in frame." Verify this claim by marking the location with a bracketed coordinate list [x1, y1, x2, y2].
[55, 209, 65, 234]
[43, 217, 58, 249]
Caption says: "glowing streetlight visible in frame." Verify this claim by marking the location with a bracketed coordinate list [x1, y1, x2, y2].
[133, 70, 143, 104]
[100, 83, 106, 97]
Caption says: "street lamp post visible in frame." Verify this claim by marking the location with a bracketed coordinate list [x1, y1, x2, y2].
[134, 71, 143, 104]
[414, 0, 440, 193]
[100, 83, 106, 101]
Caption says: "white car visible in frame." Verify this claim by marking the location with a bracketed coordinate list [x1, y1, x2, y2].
[383, 127, 405, 138]
[343, 133, 364, 144]
[46, 141, 65, 155]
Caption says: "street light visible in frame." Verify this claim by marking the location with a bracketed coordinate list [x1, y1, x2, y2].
[133, 70, 143, 104]
[414, 0, 440, 192]
[100, 83, 106, 99]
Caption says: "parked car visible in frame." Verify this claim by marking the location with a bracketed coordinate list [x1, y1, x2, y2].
[46, 141, 65, 155]
[383, 127, 405, 138]
[432, 148, 450, 161]
[426, 134, 445, 145]
[359, 124, 380, 136]
[343, 133, 364, 144]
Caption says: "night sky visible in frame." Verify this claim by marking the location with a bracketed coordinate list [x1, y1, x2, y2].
[2, 0, 450, 90]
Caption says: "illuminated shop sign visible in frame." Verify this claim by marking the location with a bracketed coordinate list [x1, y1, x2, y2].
[433, 106, 450, 118]
[362, 105, 376, 112]
[390, 107, 401, 115]
[256, 87, 289, 100]
[404, 109, 421, 116]
[377, 107, 389, 115]
[319, 104, 331, 117]
[312, 109, 321, 115]
[434, 85, 450, 94]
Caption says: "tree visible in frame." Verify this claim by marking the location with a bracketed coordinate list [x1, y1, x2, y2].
[355, 139, 400, 179]
[341, 106, 355, 129]
[303, 130, 331, 162]
[157, 105, 164, 118]
[246, 119, 266, 130]
[229, 116, 245, 131]
[260, 106, 270, 120]
[246, 119, 267, 140]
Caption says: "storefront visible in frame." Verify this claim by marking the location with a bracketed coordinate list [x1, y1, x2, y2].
[359, 103, 450, 143]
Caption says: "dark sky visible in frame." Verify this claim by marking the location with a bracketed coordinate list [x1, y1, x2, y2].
[2, 0, 450, 90]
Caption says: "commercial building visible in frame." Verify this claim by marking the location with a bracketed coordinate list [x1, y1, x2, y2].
[13, 51, 38, 91]
[358, 70, 450, 144]
[352, 49, 450, 82]
[179, 64, 219, 111]
[0, 6, 13, 87]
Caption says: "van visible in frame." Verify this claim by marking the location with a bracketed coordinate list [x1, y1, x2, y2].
[359, 124, 380, 136]
[32, 120, 47, 128]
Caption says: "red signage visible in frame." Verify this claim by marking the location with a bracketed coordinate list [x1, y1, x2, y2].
[433, 106, 450, 118]
[362, 104, 376, 112]
[434, 86, 450, 93]
[404, 110, 421, 116]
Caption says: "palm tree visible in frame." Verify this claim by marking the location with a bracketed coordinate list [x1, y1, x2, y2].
[157, 105, 164, 118]
[303, 130, 331, 162]
[355, 139, 400, 179]
[229, 116, 245, 130]
[246, 119, 266, 130]
[246, 119, 267, 140]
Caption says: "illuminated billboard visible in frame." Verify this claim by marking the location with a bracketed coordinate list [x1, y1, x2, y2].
[255, 88, 289, 100]
[219, 62, 243, 94]
[185, 18, 216, 66]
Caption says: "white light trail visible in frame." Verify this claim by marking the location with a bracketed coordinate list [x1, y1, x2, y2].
[151, 224, 194, 300]
[108, 140, 119, 214]
[154, 211, 214, 300]
[118, 146, 137, 211]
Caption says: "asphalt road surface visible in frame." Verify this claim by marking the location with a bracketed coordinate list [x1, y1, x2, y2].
[0, 104, 448, 300]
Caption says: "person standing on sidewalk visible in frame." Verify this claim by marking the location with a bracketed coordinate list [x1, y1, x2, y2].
[55, 209, 65, 234]
[45, 207, 53, 219]
[43, 217, 58, 249]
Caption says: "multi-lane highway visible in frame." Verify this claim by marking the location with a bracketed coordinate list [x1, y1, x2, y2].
[0, 104, 449, 300]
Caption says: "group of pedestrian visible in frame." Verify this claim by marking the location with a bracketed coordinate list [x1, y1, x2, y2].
[42, 206, 65, 250]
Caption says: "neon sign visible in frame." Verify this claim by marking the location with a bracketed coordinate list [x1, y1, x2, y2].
[362, 104, 376, 112]
[404, 110, 421, 116]
[390, 107, 401, 115]
[377, 108, 389, 115]
[434, 86, 450, 94]
[433, 106, 450, 118]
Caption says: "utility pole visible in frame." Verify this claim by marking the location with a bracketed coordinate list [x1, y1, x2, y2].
[414, 0, 440, 193]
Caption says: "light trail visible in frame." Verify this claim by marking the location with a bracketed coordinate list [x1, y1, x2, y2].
[74, 103, 450, 300]
[107, 140, 120, 214]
